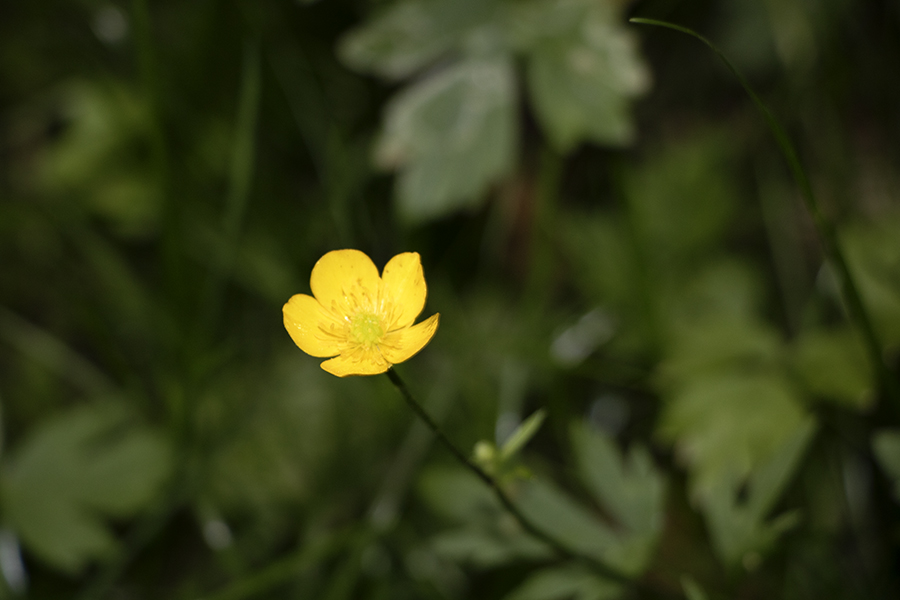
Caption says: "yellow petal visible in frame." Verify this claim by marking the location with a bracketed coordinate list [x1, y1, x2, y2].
[381, 252, 428, 329]
[310, 249, 381, 315]
[283, 294, 343, 357]
[380, 313, 440, 365]
[320, 352, 391, 377]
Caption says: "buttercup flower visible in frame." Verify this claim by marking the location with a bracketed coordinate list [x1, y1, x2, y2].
[283, 249, 440, 377]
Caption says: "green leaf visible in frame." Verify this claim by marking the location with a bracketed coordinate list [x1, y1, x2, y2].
[421, 467, 552, 568]
[0, 403, 172, 573]
[525, 3, 649, 151]
[659, 317, 782, 386]
[701, 418, 815, 567]
[666, 260, 766, 329]
[374, 56, 517, 223]
[872, 430, 900, 502]
[342, 0, 652, 221]
[658, 371, 808, 498]
[473, 410, 547, 481]
[841, 213, 900, 347]
[430, 526, 552, 568]
[499, 409, 547, 462]
[743, 418, 815, 518]
[38, 82, 162, 237]
[419, 466, 499, 524]
[680, 575, 709, 600]
[570, 423, 665, 540]
[515, 478, 626, 569]
[791, 328, 873, 409]
[503, 565, 621, 600]
[338, 0, 499, 80]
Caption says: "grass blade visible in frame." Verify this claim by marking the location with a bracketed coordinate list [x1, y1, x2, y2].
[629, 17, 900, 410]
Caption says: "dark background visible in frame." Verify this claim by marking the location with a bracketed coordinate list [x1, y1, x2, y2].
[1, 1, 900, 598]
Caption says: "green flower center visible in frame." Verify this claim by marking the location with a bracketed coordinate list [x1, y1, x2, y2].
[350, 312, 385, 347]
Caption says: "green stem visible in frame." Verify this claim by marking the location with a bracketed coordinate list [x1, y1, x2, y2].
[385, 368, 635, 588]
[629, 17, 900, 410]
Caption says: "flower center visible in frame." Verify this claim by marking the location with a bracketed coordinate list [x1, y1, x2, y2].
[350, 311, 385, 347]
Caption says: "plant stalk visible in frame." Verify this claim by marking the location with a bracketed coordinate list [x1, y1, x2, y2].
[385, 368, 637, 588]
[629, 17, 900, 410]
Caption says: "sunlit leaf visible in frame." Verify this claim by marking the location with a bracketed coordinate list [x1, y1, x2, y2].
[338, 0, 498, 80]
[342, 0, 652, 222]
[524, 1, 649, 151]
[374, 57, 517, 223]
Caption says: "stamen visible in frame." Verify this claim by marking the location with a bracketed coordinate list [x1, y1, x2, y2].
[350, 311, 385, 348]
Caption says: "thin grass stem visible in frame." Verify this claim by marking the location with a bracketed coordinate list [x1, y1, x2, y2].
[629, 17, 900, 410]
[385, 368, 637, 588]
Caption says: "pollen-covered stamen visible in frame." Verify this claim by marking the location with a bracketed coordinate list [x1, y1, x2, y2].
[349, 311, 385, 348]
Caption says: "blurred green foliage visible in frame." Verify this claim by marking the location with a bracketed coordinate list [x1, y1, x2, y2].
[340, 0, 648, 222]
[1, 0, 900, 599]
[1, 402, 171, 573]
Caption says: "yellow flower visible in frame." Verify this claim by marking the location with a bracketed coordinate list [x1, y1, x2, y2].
[283, 249, 440, 377]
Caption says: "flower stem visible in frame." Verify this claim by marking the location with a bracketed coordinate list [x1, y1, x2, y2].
[385, 368, 636, 588]
[630, 17, 900, 412]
